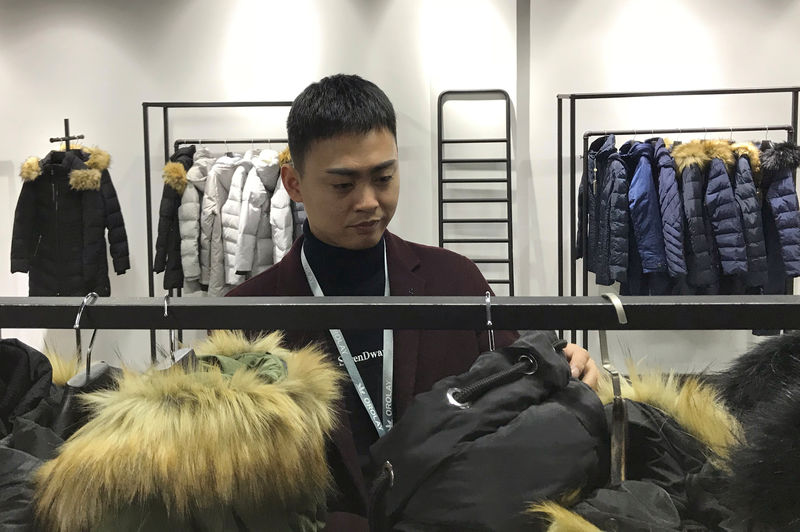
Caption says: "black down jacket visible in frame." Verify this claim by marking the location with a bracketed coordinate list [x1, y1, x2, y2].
[11, 148, 129, 296]
[154, 145, 195, 290]
[731, 142, 767, 288]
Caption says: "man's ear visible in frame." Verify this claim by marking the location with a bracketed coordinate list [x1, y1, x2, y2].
[281, 164, 303, 203]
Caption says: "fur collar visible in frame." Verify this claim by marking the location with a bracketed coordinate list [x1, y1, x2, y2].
[278, 146, 292, 166]
[703, 139, 735, 170]
[20, 146, 110, 192]
[760, 141, 800, 173]
[731, 142, 761, 174]
[34, 330, 343, 531]
[671, 140, 708, 174]
[162, 161, 188, 193]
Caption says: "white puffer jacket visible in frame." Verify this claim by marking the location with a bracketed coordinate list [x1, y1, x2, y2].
[235, 149, 280, 276]
[178, 147, 215, 292]
[270, 178, 295, 263]
[200, 154, 241, 296]
[221, 151, 255, 285]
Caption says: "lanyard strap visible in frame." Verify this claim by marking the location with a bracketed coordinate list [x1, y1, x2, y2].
[301, 243, 394, 437]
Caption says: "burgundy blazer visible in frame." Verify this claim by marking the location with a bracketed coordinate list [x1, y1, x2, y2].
[227, 231, 518, 531]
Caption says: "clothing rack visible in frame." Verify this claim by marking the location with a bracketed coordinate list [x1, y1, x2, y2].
[556, 86, 800, 345]
[142, 101, 293, 359]
[48, 118, 84, 151]
[172, 138, 288, 153]
[1, 295, 798, 331]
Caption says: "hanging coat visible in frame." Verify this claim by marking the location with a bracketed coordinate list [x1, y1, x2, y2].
[619, 140, 668, 295]
[704, 140, 747, 276]
[154, 145, 195, 290]
[671, 140, 720, 290]
[731, 143, 767, 288]
[221, 151, 255, 286]
[577, 134, 629, 286]
[758, 141, 800, 295]
[271, 178, 295, 264]
[651, 138, 687, 279]
[235, 149, 281, 276]
[200, 154, 242, 295]
[178, 147, 215, 292]
[11, 147, 129, 296]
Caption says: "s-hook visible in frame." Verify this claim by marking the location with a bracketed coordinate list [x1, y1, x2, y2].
[485, 291, 495, 351]
[599, 292, 628, 488]
[163, 294, 177, 362]
[74, 292, 99, 378]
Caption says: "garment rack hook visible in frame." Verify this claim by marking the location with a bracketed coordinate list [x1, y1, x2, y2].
[163, 294, 177, 361]
[484, 291, 495, 352]
[74, 292, 99, 376]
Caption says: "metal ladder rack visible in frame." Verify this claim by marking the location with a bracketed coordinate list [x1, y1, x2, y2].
[437, 90, 514, 295]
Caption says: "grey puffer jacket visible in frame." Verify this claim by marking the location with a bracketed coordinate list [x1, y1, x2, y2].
[201, 154, 242, 296]
[178, 147, 215, 292]
[235, 149, 281, 276]
[221, 151, 255, 286]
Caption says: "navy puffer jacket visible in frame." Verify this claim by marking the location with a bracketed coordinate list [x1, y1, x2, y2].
[731, 143, 767, 288]
[759, 141, 800, 291]
[577, 135, 629, 285]
[704, 140, 747, 275]
[672, 141, 719, 289]
[652, 138, 687, 278]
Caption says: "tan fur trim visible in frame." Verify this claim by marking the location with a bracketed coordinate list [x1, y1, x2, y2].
[528, 501, 602, 532]
[704, 139, 735, 169]
[83, 146, 111, 171]
[20, 157, 41, 181]
[68, 168, 101, 191]
[671, 139, 709, 174]
[731, 142, 761, 174]
[595, 362, 741, 460]
[35, 330, 343, 531]
[162, 161, 188, 193]
[278, 146, 292, 166]
[43, 344, 78, 387]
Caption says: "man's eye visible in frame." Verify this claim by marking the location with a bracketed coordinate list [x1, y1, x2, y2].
[376, 175, 393, 184]
[333, 183, 353, 190]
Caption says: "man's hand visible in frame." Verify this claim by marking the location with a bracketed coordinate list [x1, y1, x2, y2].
[563, 343, 598, 390]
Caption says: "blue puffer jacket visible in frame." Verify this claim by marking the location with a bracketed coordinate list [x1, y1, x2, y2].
[731, 143, 767, 288]
[651, 138, 687, 278]
[759, 141, 800, 294]
[672, 140, 720, 289]
[619, 141, 667, 295]
[577, 135, 629, 285]
[704, 140, 747, 276]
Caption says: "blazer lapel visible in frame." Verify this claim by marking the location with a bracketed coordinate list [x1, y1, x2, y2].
[384, 231, 425, 418]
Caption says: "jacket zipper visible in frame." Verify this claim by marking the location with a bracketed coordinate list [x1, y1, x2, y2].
[592, 162, 598, 194]
[33, 235, 42, 258]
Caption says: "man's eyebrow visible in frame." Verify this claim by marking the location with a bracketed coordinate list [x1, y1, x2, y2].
[325, 159, 397, 176]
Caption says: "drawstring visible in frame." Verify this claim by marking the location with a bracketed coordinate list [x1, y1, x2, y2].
[447, 355, 538, 408]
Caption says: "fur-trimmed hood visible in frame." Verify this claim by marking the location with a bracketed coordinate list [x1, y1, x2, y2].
[759, 141, 800, 174]
[20, 146, 111, 191]
[731, 142, 761, 174]
[671, 139, 736, 175]
[34, 330, 343, 531]
[162, 161, 187, 193]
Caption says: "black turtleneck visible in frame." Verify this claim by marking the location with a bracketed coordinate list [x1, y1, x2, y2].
[302, 221, 386, 471]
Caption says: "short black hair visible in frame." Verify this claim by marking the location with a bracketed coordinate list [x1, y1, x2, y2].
[287, 74, 397, 171]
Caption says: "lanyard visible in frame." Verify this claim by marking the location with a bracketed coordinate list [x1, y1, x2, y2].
[301, 243, 394, 437]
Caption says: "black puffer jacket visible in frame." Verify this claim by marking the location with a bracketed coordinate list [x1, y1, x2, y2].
[11, 148, 129, 296]
[154, 145, 195, 290]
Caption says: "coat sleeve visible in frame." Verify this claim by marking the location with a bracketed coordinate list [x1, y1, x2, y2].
[100, 170, 130, 274]
[705, 159, 747, 275]
[235, 180, 267, 275]
[607, 161, 629, 283]
[628, 160, 666, 273]
[153, 184, 174, 274]
[10, 182, 38, 273]
[767, 170, 800, 277]
[657, 163, 687, 277]
[179, 186, 201, 281]
[200, 185, 216, 286]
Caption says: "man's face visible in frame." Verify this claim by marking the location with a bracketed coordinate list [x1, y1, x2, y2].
[282, 128, 399, 250]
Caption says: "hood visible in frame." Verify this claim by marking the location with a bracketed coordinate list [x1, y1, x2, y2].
[650, 138, 675, 169]
[759, 141, 800, 174]
[252, 148, 281, 191]
[162, 162, 188, 194]
[587, 134, 617, 165]
[671, 139, 709, 174]
[704, 139, 735, 170]
[278, 146, 292, 166]
[185, 147, 216, 193]
[731, 142, 761, 174]
[34, 330, 343, 532]
[210, 154, 242, 193]
[20, 146, 111, 191]
[618, 140, 653, 175]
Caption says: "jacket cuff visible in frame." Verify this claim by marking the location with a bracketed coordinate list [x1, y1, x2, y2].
[114, 256, 130, 274]
[10, 259, 29, 273]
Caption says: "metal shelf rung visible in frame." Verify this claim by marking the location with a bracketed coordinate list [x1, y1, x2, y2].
[442, 158, 508, 164]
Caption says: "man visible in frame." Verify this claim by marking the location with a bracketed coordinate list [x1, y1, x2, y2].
[227, 74, 598, 530]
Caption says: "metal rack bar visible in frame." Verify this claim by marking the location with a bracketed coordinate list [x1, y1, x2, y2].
[442, 199, 509, 203]
[441, 158, 508, 164]
[173, 138, 289, 152]
[2, 296, 799, 331]
[557, 86, 800, 100]
[443, 218, 509, 224]
[442, 138, 508, 144]
[441, 178, 508, 183]
[584, 125, 794, 139]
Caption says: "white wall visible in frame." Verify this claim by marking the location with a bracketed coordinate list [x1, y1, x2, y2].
[0, 0, 797, 371]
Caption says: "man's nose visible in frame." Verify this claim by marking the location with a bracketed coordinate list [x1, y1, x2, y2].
[354, 184, 379, 211]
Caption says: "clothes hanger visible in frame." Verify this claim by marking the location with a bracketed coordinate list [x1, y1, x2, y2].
[599, 292, 629, 488]
[485, 291, 495, 352]
[161, 294, 197, 370]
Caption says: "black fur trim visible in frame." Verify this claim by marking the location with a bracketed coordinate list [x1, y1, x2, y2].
[760, 142, 800, 173]
[716, 332, 800, 417]
[726, 382, 800, 528]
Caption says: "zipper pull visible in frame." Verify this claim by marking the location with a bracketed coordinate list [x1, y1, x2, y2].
[592, 163, 598, 194]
